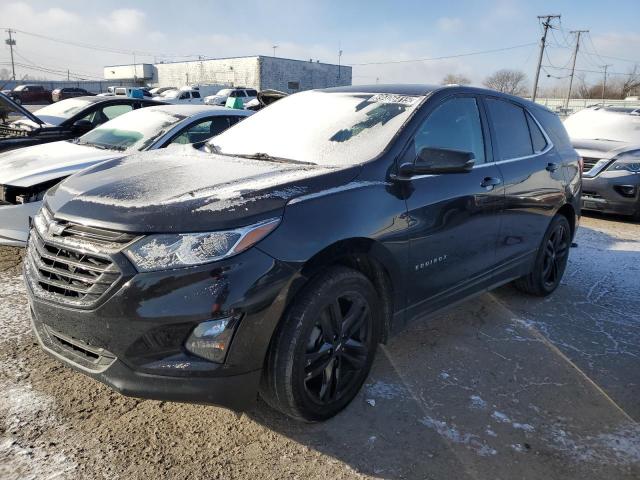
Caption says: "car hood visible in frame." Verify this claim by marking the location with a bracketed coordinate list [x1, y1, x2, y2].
[0, 140, 124, 187]
[571, 138, 637, 160]
[45, 147, 359, 233]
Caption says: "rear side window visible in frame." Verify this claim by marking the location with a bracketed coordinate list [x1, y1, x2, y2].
[526, 112, 547, 153]
[486, 98, 534, 160]
[192, 91, 201, 98]
[413, 97, 486, 164]
[246, 90, 258, 97]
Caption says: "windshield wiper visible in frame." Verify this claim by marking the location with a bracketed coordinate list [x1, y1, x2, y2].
[74, 139, 126, 151]
[231, 152, 316, 166]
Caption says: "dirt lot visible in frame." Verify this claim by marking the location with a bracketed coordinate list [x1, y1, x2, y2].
[1, 214, 639, 480]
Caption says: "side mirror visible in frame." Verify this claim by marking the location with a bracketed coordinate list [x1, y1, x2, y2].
[399, 147, 475, 176]
[71, 119, 93, 133]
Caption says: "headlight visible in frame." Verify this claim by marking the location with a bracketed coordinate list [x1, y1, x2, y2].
[607, 150, 640, 173]
[124, 218, 280, 272]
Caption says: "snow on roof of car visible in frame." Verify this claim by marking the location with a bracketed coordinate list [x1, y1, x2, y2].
[142, 104, 253, 116]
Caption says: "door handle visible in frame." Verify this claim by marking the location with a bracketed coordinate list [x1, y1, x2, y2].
[480, 177, 502, 190]
[546, 162, 559, 172]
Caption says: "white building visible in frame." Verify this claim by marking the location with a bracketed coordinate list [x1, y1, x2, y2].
[103, 56, 352, 93]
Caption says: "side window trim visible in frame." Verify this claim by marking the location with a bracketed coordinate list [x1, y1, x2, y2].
[481, 95, 554, 164]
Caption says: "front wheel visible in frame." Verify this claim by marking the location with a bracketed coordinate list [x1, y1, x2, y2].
[260, 266, 380, 421]
[513, 214, 571, 296]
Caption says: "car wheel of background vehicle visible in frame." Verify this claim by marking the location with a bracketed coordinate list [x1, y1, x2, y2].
[14, 97, 21, 104]
[514, 214, 571, 296]
[260, 266, 381, 422]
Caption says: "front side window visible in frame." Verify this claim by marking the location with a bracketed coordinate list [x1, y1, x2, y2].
[486, 98, 533, 160]
[413, 97, 485, 164]
[192, 91, 201, 98]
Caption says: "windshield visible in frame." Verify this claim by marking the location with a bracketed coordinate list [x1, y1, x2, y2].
[209, 90, 424, 166]
[564, 109, 640, 144]
[77, 107, 186, 151]
[161, 90, 180, 98]
[33, 98, 94, 120]
[215, 89, 232, 97]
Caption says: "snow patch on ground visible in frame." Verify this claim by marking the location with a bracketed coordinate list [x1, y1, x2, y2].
[365, 381, 407, 400]
[419, 416, 497, 457]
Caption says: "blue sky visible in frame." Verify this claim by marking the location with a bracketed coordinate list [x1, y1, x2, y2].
[1, 0, 639, 90]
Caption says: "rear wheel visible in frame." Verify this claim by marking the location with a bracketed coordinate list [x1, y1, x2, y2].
[514, 214, 571, 296]
[260, 266, 380, 421]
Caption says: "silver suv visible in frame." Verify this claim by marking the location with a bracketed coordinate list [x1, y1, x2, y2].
[204, 87, 258, 106]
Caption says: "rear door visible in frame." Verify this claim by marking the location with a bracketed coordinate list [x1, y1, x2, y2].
[404, 95, 504, 316]
[483, 97, 565, 270]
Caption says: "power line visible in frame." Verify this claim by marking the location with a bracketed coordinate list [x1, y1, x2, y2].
[347, 42, 537, 66]
[543, 64, 637, 76]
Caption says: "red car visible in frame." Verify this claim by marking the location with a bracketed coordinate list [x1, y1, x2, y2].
[52, 87, 95, 102]
[7, 85, 52, 104]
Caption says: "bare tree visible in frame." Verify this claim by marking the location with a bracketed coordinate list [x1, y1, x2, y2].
[483, 69, 529, 96]
[441, 73, 471, 85]
[618, 64, 640, 98]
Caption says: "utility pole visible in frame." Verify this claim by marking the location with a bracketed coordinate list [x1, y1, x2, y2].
[532, 15, 560, 102]
[337, 49, 343, 80]
[67, 69, 70, 81]
[5, 29, 16, 80]
[565, 30, 588, 110]
[272, 45, 278, 57]
[600, 64, 611, 105]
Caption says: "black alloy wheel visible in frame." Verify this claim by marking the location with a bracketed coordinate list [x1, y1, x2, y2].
[542, 221, 570, 289]
[261, 266, 380, 421]
[303, 293, 372, 405]
[514, 214, 572, 296]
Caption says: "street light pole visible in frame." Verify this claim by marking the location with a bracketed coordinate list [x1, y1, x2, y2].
[532, 14, 560, 102]
[272, 45, 278, 57]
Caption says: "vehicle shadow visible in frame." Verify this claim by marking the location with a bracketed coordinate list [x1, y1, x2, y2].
[244, 222, 640, 479]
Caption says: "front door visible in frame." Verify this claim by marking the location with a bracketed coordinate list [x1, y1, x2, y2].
[403, 96, 504, 317]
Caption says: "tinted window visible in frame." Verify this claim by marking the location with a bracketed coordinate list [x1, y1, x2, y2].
[526, 112, 547, 153]
[170, 117, 231, 145]
[229, 91, 239, 98]
[192, 91, 201, 98]
[246, 90, 258, 97]
[486, 98, 533, 160]
[413, 97, 485, 164]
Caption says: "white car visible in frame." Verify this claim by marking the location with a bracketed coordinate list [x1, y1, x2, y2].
[0, 104, 252, 246]
[204, 88, 258, 106]
[154, 87, 203, 104]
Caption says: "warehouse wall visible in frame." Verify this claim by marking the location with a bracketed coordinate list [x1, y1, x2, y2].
[147, 56, 352, 92]
[152, 57, 260, 88]
[258, 57, 352, 93]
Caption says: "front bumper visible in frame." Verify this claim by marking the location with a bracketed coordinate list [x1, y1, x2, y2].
[25, 244, 297, 411]
[581, 170, 640, 216]
[0, 201, 41, 246]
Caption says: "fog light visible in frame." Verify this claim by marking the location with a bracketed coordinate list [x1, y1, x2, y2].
[184, 317, 239, 363]
[614, 185, 637, 198]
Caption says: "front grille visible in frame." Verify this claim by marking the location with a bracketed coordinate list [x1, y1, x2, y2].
[45, 325, 116, 370]
[582, 190, 603, 200]
[582, 157, 600, 172]
[0, 124, 30, 139]
[26, 208, 138, 307]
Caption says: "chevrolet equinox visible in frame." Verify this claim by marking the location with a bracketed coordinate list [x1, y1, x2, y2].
[25, 85, 581, 421]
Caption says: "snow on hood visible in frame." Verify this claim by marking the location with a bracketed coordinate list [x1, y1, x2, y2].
[0, 140, 122, 187]
[45, 146, 358, 233]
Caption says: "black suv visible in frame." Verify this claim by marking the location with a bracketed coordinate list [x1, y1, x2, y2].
[25, 85, 581, 421]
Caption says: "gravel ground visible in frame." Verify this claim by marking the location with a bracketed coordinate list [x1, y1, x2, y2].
[0, 214, 638, 479]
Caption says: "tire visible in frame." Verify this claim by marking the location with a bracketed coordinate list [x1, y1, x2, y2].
[260, 266, 381, 421]
[514, 214, 571, 296]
